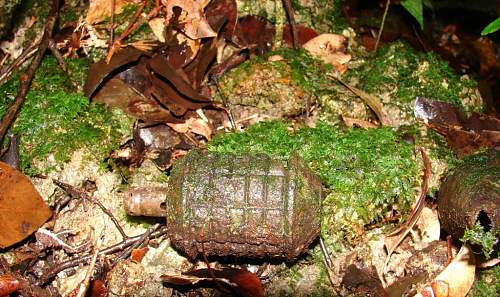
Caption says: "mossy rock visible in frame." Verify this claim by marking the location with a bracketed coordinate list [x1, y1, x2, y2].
[344, 41, 483, 125]
[0, 56, 133, 175]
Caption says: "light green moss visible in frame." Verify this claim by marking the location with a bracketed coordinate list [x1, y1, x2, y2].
[208, 121, 418, 249]
[0, 56, 133, 175]
[346, 41, 483, 118]
[470, 266, 500, 297]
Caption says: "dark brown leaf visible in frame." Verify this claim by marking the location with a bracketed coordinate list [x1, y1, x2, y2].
[0, 162, 52, 248]
[161, 267, 264, 297]
[414, 97, 500, 155]
[282, 24, 319, 47]
[92, 77, 180, 123]
[84, 46, 148, 98]
[148, 54, 212, 103]
[232, 16, 276, 55]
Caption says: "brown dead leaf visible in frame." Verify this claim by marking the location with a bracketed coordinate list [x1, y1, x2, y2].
[342, 116, 378, 129]
[303, 33, 351, 67]
[414, 97, 500, 155]
[414, 245, 475, 297]
[130, 247, 149, 263]
[330, 74, 392, 126]
[0, 162, 52, 248]
[161, 267, 264, 297]
[86, 0, 131, 24]
[162, 0, 217, 39]
[168, 114, 212, 140]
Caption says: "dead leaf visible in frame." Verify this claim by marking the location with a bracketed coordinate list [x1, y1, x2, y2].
[303, 33, 351, 66]
[414, 206, 440, 244]
[330, 74, 392, 126]
[0, 162, 52, 248]
[86, 0, 131, 24]
[342, 116, 378, 129]
[84, 46, 147, 98]
[162, 0, 217, 39]
[93, 77, 180, 123]
[414, 245, 475, 297]
[414, 97, 500, 155]
[148, 18, 167, 42]
[130, 247, 149, 263]
[0, 274, 20, 296]
[90, 280, 108, 297]
[233, 15, 276, 55]
[283, 24, 318, 48]
[161, 267, 264, 297]
[168, 114, 212, 140]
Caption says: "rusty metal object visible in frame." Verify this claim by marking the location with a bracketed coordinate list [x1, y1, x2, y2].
[438, 149, 500, 239]
[124, 150, 323, 261]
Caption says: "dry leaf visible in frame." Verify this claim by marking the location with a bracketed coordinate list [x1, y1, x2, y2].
[0, 162, 52, 248]
[148, 18, 166, 42]
[342, 116, 378, 129]
[168, 114, 212, 140]
[86, 0, 131, 24]
[162, 267, 264, 297]
[414, 206, 440, 243]
[414, 245, 475, 297]
[303, 33, 351, 66]
[162, 0, 217, 39]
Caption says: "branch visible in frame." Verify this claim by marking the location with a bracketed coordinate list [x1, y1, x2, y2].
[0, 0, 60, 144]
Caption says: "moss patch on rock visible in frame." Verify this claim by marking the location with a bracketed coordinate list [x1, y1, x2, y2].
[0, 56, 133, 175]
[345, 41, 483, 124]
[208, 121, 418, 249]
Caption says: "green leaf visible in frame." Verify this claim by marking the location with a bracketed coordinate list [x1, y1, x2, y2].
[481, 17, 500, 36]
[401, 0, 424, 30]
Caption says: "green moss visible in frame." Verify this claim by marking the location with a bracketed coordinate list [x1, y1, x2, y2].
[461, 222, 499, 259]
[0, 56, 133, 175]
[470, 266, 500, 297]
[267, 48, 334, 95]
[346, 41, 482, 117]
[208, 121, 418, 247]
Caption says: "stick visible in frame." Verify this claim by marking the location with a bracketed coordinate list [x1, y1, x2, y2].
[374, 0, 391, 52]
[0, 0, 60, 144]
[282, 0, 299, 49]
[36, 226, 168, 286]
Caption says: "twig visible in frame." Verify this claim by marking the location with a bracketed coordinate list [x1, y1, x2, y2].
[36, 225, 168, 286]
[213, 78, 236, 131]
[383, 147, 430, 281]
[109, 0, 116, 47]
[48, 39, 67, 72]
[111, 223, 160, 265]
[36, 228, 90, 254]
[75, 233, 101, 297]
[53, 180, 129, 239]
[319, 237, 338, 293]
[374, 0, 391, 52]
[105, 0, 161, 64]
[0, 44, 38, 86]
[282, 0, 299, 49]
[0, 0, 59, 144]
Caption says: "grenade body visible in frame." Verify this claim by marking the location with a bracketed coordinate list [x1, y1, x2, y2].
[126, 150, 323, 260]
